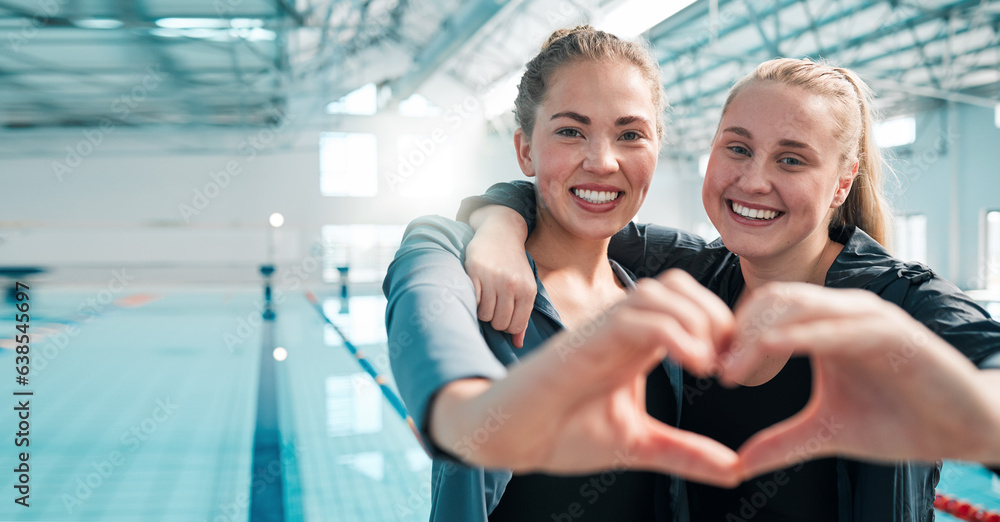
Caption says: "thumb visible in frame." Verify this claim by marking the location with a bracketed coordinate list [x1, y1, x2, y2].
[737, 406, 837, 479]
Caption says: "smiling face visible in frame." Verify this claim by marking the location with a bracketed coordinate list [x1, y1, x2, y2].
[702, 80, 857, 264]
[515, 59, 660, 243]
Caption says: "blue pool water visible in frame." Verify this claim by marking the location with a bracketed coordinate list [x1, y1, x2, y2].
[0, 285, 996, 521]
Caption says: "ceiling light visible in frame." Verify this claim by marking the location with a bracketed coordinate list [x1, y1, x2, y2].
[230, 18, 264, 29]
[155, 18, 230, 29]
[73, 18, 124, 29]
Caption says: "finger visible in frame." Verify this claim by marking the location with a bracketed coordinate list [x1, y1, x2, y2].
[490, 288, 515, 333]
[737, 407, 838, 480]
[635, 420, 742, 488]
[737, 283, 881, 330]
[621, 283, 716, 374]
[508, 292, 534, 336]
[542, 309, 707, 395]
[477, 284, 497, 322]
[512, 330, 526, 349]
[717, 336, 767, 387]
[609, 309, 716, 378]
[657, 269, 735, 349]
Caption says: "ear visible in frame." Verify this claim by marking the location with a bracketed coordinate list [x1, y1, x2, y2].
[830, 161, 859, 208]
[513, 128, 535, 178]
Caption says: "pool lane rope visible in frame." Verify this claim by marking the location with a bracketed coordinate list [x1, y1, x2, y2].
[934, 493, 1000, 521]
[304, 292, 429, 456]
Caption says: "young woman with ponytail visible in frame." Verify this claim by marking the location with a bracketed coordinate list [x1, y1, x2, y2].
[460, 58, 1000, 521]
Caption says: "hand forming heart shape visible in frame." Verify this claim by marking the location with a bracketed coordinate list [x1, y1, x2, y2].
[457, 270, 998, 487]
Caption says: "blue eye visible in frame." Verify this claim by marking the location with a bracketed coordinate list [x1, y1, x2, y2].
[779, 157, 803, 166]
[728, 145, 750, 156]
[621, 131, 640, 141]
[557, 128, 582, 137]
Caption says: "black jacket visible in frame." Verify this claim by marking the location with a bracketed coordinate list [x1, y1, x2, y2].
[459, 180, 1000, 522]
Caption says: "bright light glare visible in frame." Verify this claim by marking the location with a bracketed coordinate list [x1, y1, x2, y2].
[320, 133, 378, 197]
[874, 116, 916, 148]
[326, 84, 378, 115]
[73, 18, 124, 29]
[155, 18, 230, 29]
[231, 18, 264, 29]
[597, 0, 696, 39]
[273, 347, 288, 361]
[269, 213, 285, 228]
[995, 104, 999, 129]
[482, 72, 521, 120]
[698, 153, 710, 178]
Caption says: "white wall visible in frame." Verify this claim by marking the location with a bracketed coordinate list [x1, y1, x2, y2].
[2, 109, 519, 285]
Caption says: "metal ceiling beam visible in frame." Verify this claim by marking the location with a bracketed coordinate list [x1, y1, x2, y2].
[659, 0, 981, 91]
[663, 1, 994, 109]
[386, 0, 505, 102]
[868, 78, 998, 108]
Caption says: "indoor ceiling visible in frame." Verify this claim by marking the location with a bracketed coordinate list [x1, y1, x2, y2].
[1, 0, 998, 158]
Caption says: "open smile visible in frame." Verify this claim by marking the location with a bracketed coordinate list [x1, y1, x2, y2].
[729, 200, 784, 221]
[572, 188, 623, 204]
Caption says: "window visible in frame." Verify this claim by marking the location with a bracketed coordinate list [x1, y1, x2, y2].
[874, 116, 916, 148]
[984, 210, 1000, 290]
[398, 94, 443, 118]
[894, 213, 927, 264]
[325, 83, 377, 115]
[320, 132, 378, 197]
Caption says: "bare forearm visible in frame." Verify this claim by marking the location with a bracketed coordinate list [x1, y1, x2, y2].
[468, 205, 528, 240]
[978, 370, 1000, 466]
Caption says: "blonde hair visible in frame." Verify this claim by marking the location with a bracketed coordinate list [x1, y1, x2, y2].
[720, 58, 892, 247]
[514, 25, 667, 142]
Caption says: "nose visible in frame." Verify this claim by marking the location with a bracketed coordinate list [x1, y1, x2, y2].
[582, 138, 618, 175]
[736, 158, 771, 194]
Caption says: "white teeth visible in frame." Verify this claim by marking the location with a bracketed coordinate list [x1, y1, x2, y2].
[573, 188, 621, 204]
[731, 201, 779, 220]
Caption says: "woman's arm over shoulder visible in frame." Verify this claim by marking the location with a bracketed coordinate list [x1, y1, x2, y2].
[383, 215, 507, 458]
[610, 223, 730, 281]
[456, 180, 538, 229]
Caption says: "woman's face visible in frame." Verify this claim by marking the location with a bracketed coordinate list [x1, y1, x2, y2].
[702, 81, 857, 263]
[515, 59, 659, 242]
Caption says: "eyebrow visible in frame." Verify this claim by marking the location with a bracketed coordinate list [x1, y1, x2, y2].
[550, 112, 590, 125]
[721, 126, 751, 138]
[722, 126, 814, 151]
[550, 112, 652, 128]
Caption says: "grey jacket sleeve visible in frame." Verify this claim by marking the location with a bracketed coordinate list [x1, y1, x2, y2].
[382, 215, 508, 459]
